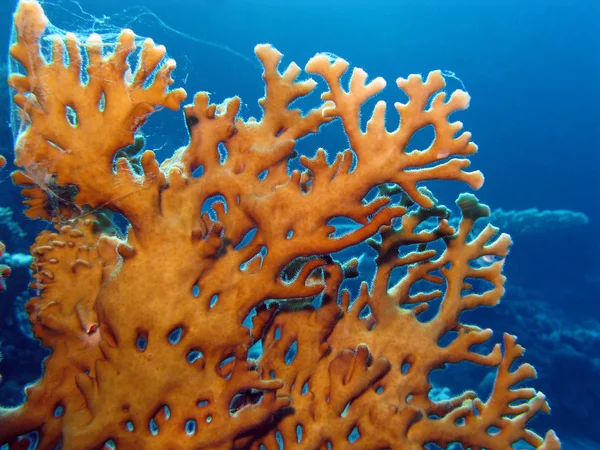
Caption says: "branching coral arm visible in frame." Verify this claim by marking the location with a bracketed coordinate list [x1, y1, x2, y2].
[306, 55, 482, 208]
[9, 1, 186, 226]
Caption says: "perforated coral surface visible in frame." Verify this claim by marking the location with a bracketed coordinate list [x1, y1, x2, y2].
[0, 1, 560, 449]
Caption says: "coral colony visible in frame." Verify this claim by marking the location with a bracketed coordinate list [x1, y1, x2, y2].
[0, 1, 560, 449]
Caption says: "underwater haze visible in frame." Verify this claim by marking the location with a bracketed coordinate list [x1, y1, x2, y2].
[0, 0, 598, 449]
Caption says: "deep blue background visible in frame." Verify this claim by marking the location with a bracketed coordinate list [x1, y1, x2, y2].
[0, 0, 599, 448]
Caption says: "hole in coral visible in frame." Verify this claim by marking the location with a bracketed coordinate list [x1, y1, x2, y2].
[201, 195, 228, 220]
[242, 307, 257, 331]
[234, 227, 257, 251]
[280, 256, 312, 283]
[302, 381, 309, 395]
[285, 340, 298, 365]
[348, 426, 360, 443]
[17, 431, 39, 449]
[218, 142, 228, 164]
[185, 419, 197, 435]
[126, 421, 135, 432]
[66, 106, 78, 126]
[187, 350, 204, 364]
[487, 426, 500, 435]
[219, 355, 235, 378]
[341, 401, 351, 417]
[192, 285, 200, 297]
[220, 357, 235, 367]
[168, 327, 184, 345]
[296, 424, 303, 443]
[53, 404, 64, 417]
[258, 169, 268, 180]
[163, 405, 171, 420]
[376, 386, 384, 394]
[359, 304, 371, 319]
[405, 123, 435, 153]
[240, 246, 267, 273]
[229, 389, 264, 415]
[274, 327, 281, 341]
[197, 400, 209, 407]
[276, 431, 284, 448]
[98, 91, 106, 112]
[248, 339, 262, 360]
[206, 415, 212, 423]
[240, 254, 262, 273]
[149, 418, 159, 435]
[401, 361, 412, 375]
[286, 229, 294, 239]
[136, 331, 148, 352]
[210, 294, 219, 308]
[104, 440, 116, 449]
[192, 165, 204, 178]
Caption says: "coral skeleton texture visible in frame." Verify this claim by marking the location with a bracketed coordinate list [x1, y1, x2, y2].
[0, 1, 560, 449]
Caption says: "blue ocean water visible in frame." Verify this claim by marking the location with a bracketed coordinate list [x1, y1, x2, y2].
[0, 0, 598, 448]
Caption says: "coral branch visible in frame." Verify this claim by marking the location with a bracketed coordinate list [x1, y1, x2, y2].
[10, 0, 186, 223]
[305, 58, 482, 208]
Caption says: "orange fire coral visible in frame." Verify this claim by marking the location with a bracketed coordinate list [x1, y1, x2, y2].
[0, 1, 560, 449]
